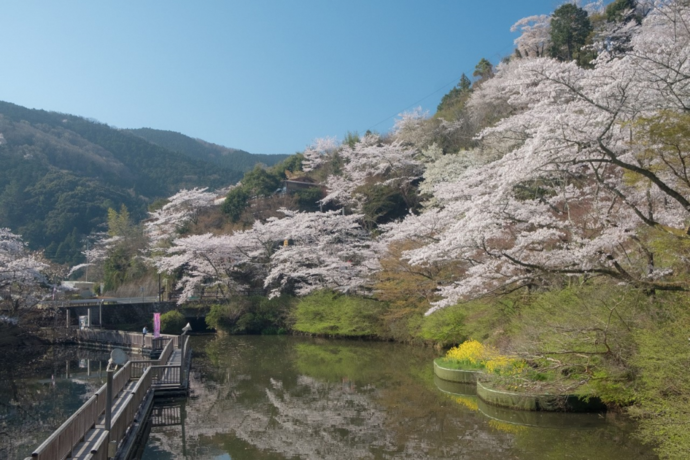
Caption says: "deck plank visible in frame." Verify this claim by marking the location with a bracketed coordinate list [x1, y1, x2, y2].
[70, 380, 139, 457]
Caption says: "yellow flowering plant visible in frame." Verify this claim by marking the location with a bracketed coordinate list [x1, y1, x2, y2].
[438, 339, 527, 374]
[485, 355, 527, 376]
[445, 339, 495, 365]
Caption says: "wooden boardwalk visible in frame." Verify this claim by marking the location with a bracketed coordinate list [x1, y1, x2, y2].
[68, 381, 138, 459]
[29, 332, 191, 460]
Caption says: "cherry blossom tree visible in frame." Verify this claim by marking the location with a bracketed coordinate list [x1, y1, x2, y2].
[321, 134, 423, 212]
[145, 187, 216, 246]
[153, 233, 256, 302]
[391, 107, 432, 147]
[67, 231, 116, 277]
[511, 15, 551, 58]
[0, 228, 46, 314]
[384, 0, 690, 313]
[264, 209, 380, 297]
[418, 142, 507, 200]
[153, 208, 299, 302]
[155, 209, 379, 302]
[302, 137, 339, 172]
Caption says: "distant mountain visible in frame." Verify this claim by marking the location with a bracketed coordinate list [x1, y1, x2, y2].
[125, 128, 289, 172]
[0, 101, 253, 264]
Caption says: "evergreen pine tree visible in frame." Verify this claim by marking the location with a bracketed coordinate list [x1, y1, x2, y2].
[549, 4, 592, 61]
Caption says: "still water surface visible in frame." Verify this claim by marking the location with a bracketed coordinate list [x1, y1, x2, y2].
[1, 347, 112, 459]
[141, 335, 656, 460]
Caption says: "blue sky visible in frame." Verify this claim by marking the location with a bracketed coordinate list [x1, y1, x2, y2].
[1, 1, 571, 154]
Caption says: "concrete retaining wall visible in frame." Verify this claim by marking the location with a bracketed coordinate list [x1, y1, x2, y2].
[433, 360, 481, 384]
[434, 359, 606, 413]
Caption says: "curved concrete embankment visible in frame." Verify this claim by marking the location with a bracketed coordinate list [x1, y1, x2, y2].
[476, 380, 606, 412]
[433, 360, 481, 384]
[434, 359, 605, 413]
[433, 374, 607, 426]
[433, 375, 477, 396]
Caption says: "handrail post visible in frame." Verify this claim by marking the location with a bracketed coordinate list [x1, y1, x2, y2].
[181, 336, 186, 368]
[105, 368, 113, 431]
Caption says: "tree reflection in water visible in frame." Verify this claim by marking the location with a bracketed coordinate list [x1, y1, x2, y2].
[142, 336, 655, 460]
[0, 346, 110, 460]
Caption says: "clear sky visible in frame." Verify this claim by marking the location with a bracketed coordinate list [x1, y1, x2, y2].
[0, 1, 571, 154]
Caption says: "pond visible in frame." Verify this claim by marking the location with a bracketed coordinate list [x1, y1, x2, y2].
[0, 346, 113, 459]
[141, 335, 656, 460]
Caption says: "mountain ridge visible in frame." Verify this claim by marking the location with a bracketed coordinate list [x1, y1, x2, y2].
[125, 127, 289, 172]
[0, 100, 281, 264]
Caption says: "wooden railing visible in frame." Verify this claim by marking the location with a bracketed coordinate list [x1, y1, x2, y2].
[152, 336, 167, 350]
[180, 335, 190, 386]
[130, 339, 174, 378]
[151, 365, 182, 386]
[180, 334, 189, 357]
[73, 329, 179, 349]
[93, 362, 131, 417]
[160, 337, 175, 363]
[133, 367, 153, 405]
[130, 360, 147, 379]
[87, 432, 110, 460]
[31, 362, 134, 460]
[109, 367, 153, 452]
[31, 394, 100, 460]
[112, 362, 132, 396]
[88, 367, 155, 460]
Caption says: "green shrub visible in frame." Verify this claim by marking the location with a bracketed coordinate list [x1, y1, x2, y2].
[418, 304, 467, 347]
[241, 166, 282, 197]
[205, 296, 296, 334]
[414, 297, 510, 346]
[221, 187, 249, 222]
[293, 290, 386, 337]
[510, 284, 643, 400]
[160, 310, 186, 334]
[205, 303, 233, 331]
[629, 292, 690, 459]
[271, 154, 304, 178]
[379, 310, 424, 343]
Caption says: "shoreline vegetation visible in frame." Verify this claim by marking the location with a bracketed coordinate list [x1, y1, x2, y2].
[196, 285, 689, 457]
[189, 285, 687, 404]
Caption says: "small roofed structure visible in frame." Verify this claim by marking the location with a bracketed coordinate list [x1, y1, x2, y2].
[62, 281, 96, 298]
[284, 171, 322, 194]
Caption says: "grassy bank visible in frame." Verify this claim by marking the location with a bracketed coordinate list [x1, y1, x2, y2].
[185, 284, 688, 458]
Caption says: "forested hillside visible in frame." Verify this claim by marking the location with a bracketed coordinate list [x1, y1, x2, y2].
[125, 128, 289, 172]
[0, 101, 250, 264]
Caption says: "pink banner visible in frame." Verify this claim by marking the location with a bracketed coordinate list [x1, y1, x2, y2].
[153, 312, 161, 337]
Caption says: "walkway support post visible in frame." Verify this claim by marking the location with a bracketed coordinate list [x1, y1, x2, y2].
[105, 368, 113, 431]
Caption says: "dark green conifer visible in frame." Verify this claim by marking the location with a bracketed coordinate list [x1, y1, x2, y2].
[549, 4, 593, 62]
